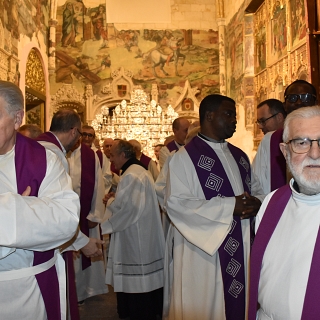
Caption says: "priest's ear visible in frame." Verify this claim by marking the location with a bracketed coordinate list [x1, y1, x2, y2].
[14, 110, 24, 130]
[279, 142, 288, 159]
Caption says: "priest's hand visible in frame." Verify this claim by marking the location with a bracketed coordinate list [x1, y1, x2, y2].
[81, 237, 105, 258]
[103, 192, 115, 205]
[234, 192, 262, 219]
[22, 186, 31, 196]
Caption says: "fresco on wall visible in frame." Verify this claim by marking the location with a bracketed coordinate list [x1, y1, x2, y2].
[255, 24, 266, 73]
[290, 0, 306, 48]
[0, 0, 49, 54]
[53, 1, 219, 108]
[225, 5, 244, 103]
[269, 2, 287, 64]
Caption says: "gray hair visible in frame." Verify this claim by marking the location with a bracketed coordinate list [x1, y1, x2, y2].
[283, 106, 320, 142]
[0, 81, 24, 116]
[115, 140, 136, 159]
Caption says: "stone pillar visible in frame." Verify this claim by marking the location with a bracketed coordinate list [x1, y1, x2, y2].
[85, 84, 94, 122]
[217, 18, 226, 96]
[48, 19, 58, 75]
[151, 83, 159, 103]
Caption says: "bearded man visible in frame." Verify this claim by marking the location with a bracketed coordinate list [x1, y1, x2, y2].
[249, 106, 320, 319]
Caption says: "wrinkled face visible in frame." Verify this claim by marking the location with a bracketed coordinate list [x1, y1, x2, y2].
[257, 104, 282, 135]
[284, 83, 316, 114]
[209, 100, 237, 141]
[0, 97, 23, 155]
[109, 142, 127, 170]
[103, 138, 113, 158]
[154, 146, 161, 160]
[173, 119, 190, 145]
[280, 116, 320, 195]
[82, 128, 95, 147]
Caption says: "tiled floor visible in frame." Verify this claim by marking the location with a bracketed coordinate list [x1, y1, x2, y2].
[79, 285, 120, 320]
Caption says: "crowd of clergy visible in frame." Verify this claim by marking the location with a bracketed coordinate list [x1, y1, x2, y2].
[1, 78, 320, 320]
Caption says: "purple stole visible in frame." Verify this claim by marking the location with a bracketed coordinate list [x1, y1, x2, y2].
[96, 149, 103, 168]
[185, 136, 251, 320]
[79, 143, 96, 270]
[36, 131, 80, 320]
[166, 140, 179, 152]
[270, 129, 286, 191]
[249, 185, 320, 320]
[140, 153, 151, 168]
[15, 133, 61, 320]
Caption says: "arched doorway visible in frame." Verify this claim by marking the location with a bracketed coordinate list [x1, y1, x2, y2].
[25, 48, 46, 131]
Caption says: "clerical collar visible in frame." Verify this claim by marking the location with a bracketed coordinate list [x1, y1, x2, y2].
[176, 141, 184, 147]
[293, 180, 300, 193]
[120, 157, 147, 175]
[198, 132, 224, 143]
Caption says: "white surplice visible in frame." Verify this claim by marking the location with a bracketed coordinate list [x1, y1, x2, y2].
[255, 179, 320, 320]
[252, 131, 274, 194]
[102, 163, 165, 293]
[0, 145, 80, 320]
[165, 138, 265, 320]
[91, 144, 112, 193]
[67, 145, 108, 301]
[159, 141, 181, 170]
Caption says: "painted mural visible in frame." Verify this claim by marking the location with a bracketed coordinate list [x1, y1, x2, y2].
[290, 0, 306, 48]
[53, 1, 219, 108]
[269, 2, 287, 64]
[225, 4, 244, 103]
[255, 24, 266, 73]
[0, 0, 49, 55]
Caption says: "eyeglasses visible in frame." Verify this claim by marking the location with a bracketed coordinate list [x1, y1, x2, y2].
[82, 132, 94, 138]
[255, 113, 279, 126]
[285, 138, 320, 154]
[285, 93, 316, 104]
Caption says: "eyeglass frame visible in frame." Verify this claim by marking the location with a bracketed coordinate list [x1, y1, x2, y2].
[285, 138, 320, 154]
[255, 113, 279, 126]
[70, 127, 83, 136]
[284, 93, 317, 103]
[82, 132, 95, 138]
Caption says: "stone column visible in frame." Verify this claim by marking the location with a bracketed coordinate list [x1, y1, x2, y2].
[85, 84, 94, 122]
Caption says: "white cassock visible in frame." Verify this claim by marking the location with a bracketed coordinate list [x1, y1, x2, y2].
[38, 137, 90, 251]
[155, 151, 175, 236]
[91, 144, 113, 193]
[67, 145, 108, 301]
[255, 179, 320, 320]
[0, 146, 79, 320]
[159, 141, 181, 170]
[165, 140, 265, 320]
[252, 131, 274, 194]
[102, 163, 165, 293]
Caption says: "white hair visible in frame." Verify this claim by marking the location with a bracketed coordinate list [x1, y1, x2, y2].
[283, 106, 320, 142]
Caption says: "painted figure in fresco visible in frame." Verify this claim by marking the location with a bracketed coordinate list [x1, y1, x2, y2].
[61, 2, 78, 47]
[91, 5, 108, 49]
[144, 36, 185, 77]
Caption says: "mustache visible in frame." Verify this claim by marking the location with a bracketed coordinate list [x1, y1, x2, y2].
[301, 159, 320, 167]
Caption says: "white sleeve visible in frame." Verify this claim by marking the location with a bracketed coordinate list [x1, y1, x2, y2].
[87, 154, 106, 223]
[148, 159, 160, 181]
[101, 153, 112, 193]
[159, 146, 170, 170]
[0, 149, 80, 252]
[101, 173, 148, 234]
[165, 151, 235, 256]
[252, 132, 273, 194]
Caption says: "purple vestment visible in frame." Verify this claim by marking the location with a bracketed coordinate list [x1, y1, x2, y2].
[15, 133, 61, 320]
[249, 184, 320, 320]
[185, 136, 251, 320]
[140, 153, 152, 168]
[166, 140, 179, 152]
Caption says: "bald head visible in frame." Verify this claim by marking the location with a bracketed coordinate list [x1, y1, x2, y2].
[129, 139, 142, 158]
[172, 117, 190, 145]
[103, 138, 114, 158]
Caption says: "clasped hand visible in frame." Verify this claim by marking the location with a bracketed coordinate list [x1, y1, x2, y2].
[234, 191, 261, 219]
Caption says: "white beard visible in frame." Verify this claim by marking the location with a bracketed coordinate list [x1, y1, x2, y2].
[287, 152, 320, 195]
